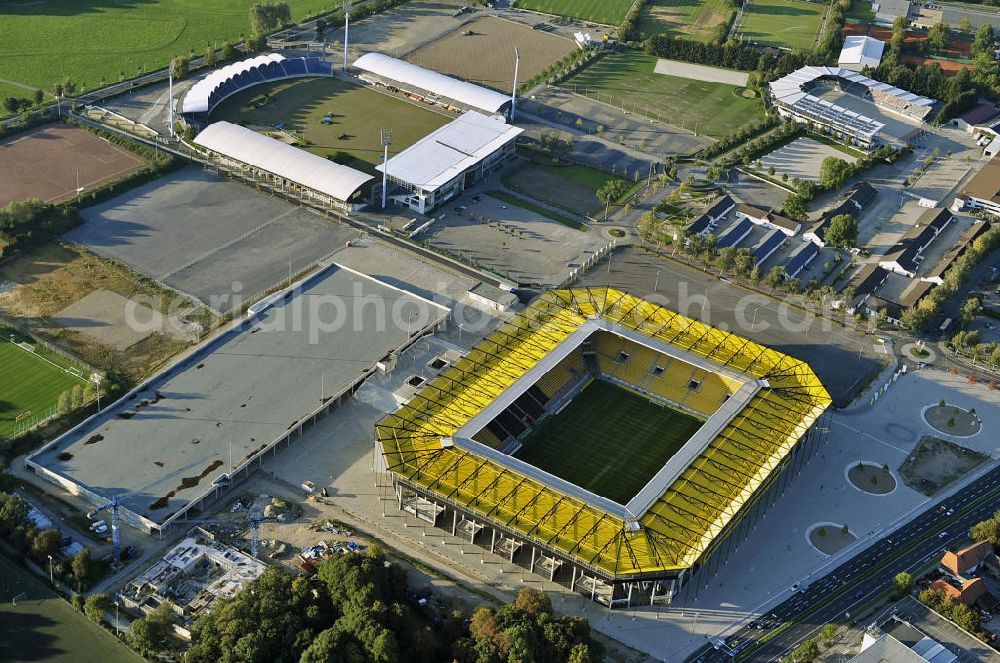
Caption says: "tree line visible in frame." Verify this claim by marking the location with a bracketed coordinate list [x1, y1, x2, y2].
[167, 547, 600, 663]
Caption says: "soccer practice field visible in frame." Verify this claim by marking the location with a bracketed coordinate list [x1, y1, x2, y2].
[514, 0, 635, 25]
[563, 51, 763, 138]
[0, 554, 142, 663]
[0, 330, 88, 439]
[737, 0, 827, 51]
[514, 379, 704, 504]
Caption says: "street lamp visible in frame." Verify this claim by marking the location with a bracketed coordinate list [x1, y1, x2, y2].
[47, 554, 53, 584]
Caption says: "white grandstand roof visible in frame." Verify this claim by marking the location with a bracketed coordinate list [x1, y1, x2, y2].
[194, 121, 373, 201]
[182, 53, 286, 114]
[839, 36, 885, 68]
[353, 52, 511, 114]
[770, 65, 934, 108]
[376, 111, 522, 192]
[769, 65, 935, 138]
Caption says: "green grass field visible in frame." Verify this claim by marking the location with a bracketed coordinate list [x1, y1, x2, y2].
[503, 162, 643, 217]
[515, 380, 703, 504]
[563, 51, 763, 138]
[636, 0, 735, 42]
[514, 0, 635, 25]
[0, 0, 332, 93]
[0, 554, 142, 663]
[211, 77, 450, 174]
[738, 0, 826, 51]
[0, 329, 88, 439]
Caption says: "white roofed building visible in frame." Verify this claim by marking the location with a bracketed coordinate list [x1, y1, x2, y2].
[839, 36, 885, 71]
[354, 53, 513, 118]
[181, 54, 333, 124]
[194, 121, 374, 210]
[769, 66, 935, 150]
[377, 111, 522, 213]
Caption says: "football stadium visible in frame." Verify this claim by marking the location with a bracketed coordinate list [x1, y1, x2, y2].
[376, 288, 831, 606]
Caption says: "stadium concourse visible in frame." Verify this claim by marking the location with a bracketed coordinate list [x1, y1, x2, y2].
[376, 288, 832, 607]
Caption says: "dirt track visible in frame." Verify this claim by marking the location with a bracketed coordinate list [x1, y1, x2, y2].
[0, 124, 144, 206]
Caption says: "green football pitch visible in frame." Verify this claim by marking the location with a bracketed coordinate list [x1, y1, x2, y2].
[515, 0, 635, 26]
[738, 0, 827, 51]
[0, 329, 88, 439]
[563, 51, 763, 138]
[0, 554, 142, 663]
[210, 77, 450, 174]
[514, 379, 703, 504]
[0, 0, 331, 94]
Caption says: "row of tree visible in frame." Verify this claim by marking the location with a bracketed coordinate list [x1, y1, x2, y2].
[172, 547, 600, 663]
[0, 492, 97, 591]
[900, 225, 1000, 330]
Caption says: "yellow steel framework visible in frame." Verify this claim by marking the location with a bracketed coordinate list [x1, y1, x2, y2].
[376, 288, 831, 577]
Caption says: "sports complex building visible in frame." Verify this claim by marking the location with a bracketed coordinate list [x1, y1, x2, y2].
[376, 288, 831, 606]
[26, 265, 449, 534]
[377, 111, 523, 213]
[354, 52, 513, 119]
[769, 66, 935, 150]
[180, 53, 334, 125]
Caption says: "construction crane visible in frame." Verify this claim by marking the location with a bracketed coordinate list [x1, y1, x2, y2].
[87, 456, 222, 566]
[186, 510, 277, 559]
[87, 495, 125, 565]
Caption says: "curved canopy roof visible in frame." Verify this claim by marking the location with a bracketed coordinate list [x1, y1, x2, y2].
[194, 122, 373, 202]
[354, 52, 510, 114]
[182, 53, 286, 114]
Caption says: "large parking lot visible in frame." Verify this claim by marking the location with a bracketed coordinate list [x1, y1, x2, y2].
[757, 137, 857, 182]
[421, 191, 608, 287]
[67, 167, 358, 311]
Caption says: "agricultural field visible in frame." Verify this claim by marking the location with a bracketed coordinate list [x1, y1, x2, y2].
[0, 124, 146, 207]
[736, 0, 826, 51]
[515, 380, 703, 504]
[563, 51, 763, 138]
[0, 328, 89, 439]
[513, 0, 634, 25]
[406, 16, 575, 91]
[210, 77, 449, 173]
[635, 0, 735, 43]
[503, 161, 642, 217]
[0, 555, 142, 663]
[0, 0, 332, 93]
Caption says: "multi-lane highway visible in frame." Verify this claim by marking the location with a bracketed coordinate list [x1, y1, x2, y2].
[687, 463, 1000, 662]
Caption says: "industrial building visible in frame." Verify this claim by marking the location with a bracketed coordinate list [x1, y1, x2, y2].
[376, 111, 523, 213]
[27, 265, 449, 535]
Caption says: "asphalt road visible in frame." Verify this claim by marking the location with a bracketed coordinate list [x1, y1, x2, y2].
[686, 463, 1000, 662]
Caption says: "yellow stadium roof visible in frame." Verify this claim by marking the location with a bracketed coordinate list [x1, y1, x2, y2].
[376, 288, 831, 578]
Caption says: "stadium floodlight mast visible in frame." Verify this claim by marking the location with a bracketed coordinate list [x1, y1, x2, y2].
[343, 0, 352, 72]
[510, 46, 519, 122]
[168, 58, 176, 138]
[381, 128, 392, 209]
